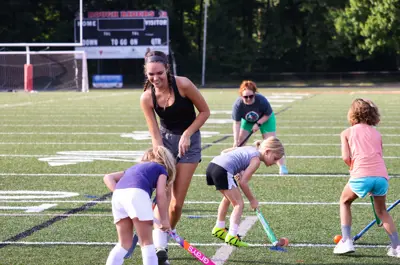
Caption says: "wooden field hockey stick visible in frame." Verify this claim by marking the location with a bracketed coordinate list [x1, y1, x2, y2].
[353, 199, 400, 242]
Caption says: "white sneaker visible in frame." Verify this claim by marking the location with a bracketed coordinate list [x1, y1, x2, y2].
[387, 245, 400, 258]
[333, 238, 355, 254]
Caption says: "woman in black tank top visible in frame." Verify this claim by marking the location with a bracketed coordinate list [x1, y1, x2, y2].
[140, 51, 210, 264]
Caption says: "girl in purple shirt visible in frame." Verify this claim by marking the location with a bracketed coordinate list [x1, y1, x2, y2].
[104, 146, 176, 265]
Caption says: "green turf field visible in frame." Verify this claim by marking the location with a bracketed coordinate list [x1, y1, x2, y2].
[0, 88, 399, 265]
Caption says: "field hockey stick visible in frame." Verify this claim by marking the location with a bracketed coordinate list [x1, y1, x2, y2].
[255, 208, 287, 252]
[168, 231, 216, 265]
[238, 131, 253, 147]
[370, 196, 383, 227]
[124, 197, 158, 259]
[353, 199, 400, 242]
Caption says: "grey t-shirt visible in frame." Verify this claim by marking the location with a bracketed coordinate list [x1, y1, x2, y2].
[232, 93, 273, 122]
[211, 146, 260, 175]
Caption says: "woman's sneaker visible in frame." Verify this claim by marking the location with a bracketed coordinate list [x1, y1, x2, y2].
[333, 238, 355, 254]
[225, 234, 249, 247]
[387, 245, 400, 258]
[212, 227, 228, 241]
[156, 247, 170, 265]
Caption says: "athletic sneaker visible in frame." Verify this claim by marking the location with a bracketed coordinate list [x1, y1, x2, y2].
[225, 234, 249, 247]
[212, 227, 228, 241]
[156, 247, 169, 264]
[387, 245, 400, 258]
[333, 238, 355, 254]
[279, 165, 288, 175]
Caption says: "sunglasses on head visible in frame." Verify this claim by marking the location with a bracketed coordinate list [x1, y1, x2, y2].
[242, 95, 254, 99]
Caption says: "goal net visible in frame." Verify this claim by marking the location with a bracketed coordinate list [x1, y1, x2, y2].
[0, 50, 88, 92]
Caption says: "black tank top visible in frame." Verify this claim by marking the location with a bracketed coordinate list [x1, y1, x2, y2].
[151, 76, 196, 134]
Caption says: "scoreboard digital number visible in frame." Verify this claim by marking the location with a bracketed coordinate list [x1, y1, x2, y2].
[74, 10, 169, 59]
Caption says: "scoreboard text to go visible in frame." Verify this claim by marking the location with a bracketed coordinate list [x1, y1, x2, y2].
[82, 38, 162, 46]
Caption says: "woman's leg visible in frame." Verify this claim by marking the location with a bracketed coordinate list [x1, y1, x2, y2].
[220, 188, 248, 247]
[261, 131, 287, 173]
[169, 162, 198, 228]
[339, 184, 358, 239]
[373, 196, 399, 249]
[212, 195, 230, 240]
[106, 218, 132, 265]
[134, 218, 158, 265]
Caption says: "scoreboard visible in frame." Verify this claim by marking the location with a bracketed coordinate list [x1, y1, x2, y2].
[74, 10, 169, 59]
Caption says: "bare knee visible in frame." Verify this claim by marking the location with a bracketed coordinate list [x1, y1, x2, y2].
[170, 199, 184, 213]
[231, 200, 244, 211]
[120, 238, 133, 250]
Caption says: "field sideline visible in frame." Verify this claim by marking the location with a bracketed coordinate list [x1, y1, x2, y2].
[0, 88, 399, 265]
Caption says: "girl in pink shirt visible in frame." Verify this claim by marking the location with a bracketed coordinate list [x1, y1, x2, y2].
[334, 98, 399, 258]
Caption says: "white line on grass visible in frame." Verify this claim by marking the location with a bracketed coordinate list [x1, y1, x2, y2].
[1, 173, 399, 178]
[3, 142, 400, 147]
[2, 132, 400, 137]
[211, 216, 258, 265]
[0, 92, 134, 109]
[0, 200, 398, 206]
[0, 241, 389, 248]
[3, 124, 400, 129]
[3, 154, 400, 159]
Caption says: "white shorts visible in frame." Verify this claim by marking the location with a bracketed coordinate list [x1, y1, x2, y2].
[111, 188, 153, 224]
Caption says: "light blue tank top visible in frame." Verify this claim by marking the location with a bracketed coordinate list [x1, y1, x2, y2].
[211, 146, 260, 174]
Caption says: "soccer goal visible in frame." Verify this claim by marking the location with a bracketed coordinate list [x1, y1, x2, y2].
[0, 50, 89, 92]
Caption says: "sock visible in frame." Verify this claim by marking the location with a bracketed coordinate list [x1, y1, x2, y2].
[216, 221, 225, 228]
[228, 222, 239, 236]
[341, 225, 351, 240]
[141, 244, 158, 265]
[106, 243, 128, 265]
[388, 232, 400, 248]
[153, 228, 168, 249]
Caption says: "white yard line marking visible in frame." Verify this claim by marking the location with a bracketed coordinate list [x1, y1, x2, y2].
[2, 142, 400, 147]
[211, 216, 258, 265]
[3, 154, 400, 159]
[0, 92, 134, 109]
[0, 241, 388, 248]
[2, 132, 400, 137]
[0, 204, 57, 212]
[1, 173, 399, 178]
[0, 200, 397, 205]
[2, 124, 400, 129]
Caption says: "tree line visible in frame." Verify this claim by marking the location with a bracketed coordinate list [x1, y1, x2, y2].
[1, 0, 399, 85]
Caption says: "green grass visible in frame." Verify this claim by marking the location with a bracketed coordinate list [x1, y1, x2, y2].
[1, 88, 400, 265]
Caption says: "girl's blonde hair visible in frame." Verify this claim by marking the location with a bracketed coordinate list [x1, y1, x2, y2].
[254, 136, 285, 160]
[348, 98, 380, 126]
[239, 80, 258, 95]
[141, 146, 176, 186]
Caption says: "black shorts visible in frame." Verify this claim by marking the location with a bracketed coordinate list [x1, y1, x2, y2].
[206, 162, 237, 190]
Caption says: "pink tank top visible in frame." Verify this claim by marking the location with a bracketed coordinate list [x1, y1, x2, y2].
[348, 124, 388, 179]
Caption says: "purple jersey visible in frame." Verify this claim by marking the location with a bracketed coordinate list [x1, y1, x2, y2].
[115, 162, 168, 197]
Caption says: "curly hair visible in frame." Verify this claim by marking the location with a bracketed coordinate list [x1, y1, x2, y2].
[238, 80, 258, 95]
[347, 98, 380, 126]
[143, 50, 173, 92]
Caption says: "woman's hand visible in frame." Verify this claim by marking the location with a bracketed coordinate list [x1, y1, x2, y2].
[160, 219, 171, 232]
[252, 123, 260, 133]
[250, 198, 259, 210]
[178, 133, 191, 157]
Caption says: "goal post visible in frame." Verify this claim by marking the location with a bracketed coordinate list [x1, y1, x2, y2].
[0, 50, 89, 92]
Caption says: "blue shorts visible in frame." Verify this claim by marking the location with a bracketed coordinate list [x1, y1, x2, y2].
[349, 177, 388, 198]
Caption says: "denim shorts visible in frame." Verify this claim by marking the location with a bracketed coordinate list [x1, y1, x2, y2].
[349, 177, 389, 198]
[160, 128, 201, 163]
